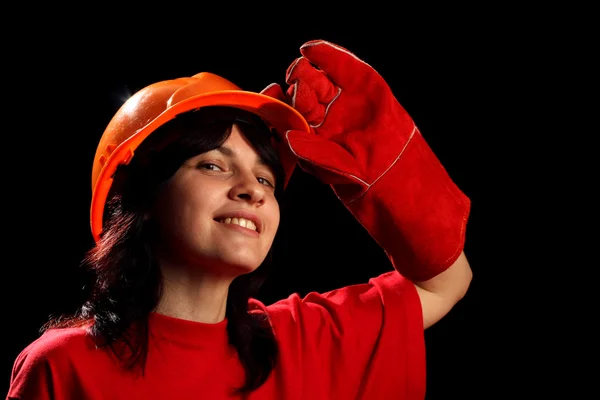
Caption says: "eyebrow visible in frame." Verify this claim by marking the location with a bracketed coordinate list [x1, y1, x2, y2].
[215, 145, 268, 166]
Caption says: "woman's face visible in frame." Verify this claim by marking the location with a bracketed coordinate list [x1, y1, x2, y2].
[150, 124, 280, 276]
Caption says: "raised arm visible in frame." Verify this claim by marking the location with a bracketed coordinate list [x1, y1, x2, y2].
[262, 40, 472, 329]
[414, 251, 472, 328]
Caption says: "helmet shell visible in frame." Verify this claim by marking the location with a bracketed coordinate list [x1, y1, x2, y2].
[91, 72, 309, 242]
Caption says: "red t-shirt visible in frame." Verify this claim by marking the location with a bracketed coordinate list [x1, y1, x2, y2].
[7, 271, 425, 399]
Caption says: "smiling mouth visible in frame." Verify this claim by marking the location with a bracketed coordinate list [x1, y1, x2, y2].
[216, 217, 258, 232]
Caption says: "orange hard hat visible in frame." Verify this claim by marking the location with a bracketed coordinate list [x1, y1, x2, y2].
[90, 72, 310, 242]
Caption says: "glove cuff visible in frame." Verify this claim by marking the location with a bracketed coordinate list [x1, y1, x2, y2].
[334, 129, 470, 281]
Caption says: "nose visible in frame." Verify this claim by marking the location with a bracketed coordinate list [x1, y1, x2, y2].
[228, 171, 266, 206]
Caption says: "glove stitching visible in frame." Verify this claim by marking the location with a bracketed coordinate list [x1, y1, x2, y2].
[260, 82, 279, 94]
[286, 58, 303, 108]
[301, 41, 369, 67]
[344, 125, 417, 205]
[284, 130, 370, 187]
[311, 87, 342, 129]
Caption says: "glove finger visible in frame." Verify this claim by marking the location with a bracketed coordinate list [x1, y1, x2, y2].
[299, 40, 374, 90]
[297, 161, 358, 186]
[286, 57, 337, 105]
[260, 82, 286, 102]
[286, 80, 326, 126]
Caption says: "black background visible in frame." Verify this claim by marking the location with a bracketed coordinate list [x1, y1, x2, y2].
[2, 8, 551, 399]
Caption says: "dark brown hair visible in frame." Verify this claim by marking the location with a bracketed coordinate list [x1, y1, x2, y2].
[43, 106, 284, 394]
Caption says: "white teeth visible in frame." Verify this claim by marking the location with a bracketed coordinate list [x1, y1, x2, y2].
[221, 217, 257, 231]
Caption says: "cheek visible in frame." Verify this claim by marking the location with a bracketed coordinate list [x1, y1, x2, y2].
[154, 193, 186, 234]
[267, 200, 281, 235]
[155, 182, 203, 232]
[167, 183, 224, 229]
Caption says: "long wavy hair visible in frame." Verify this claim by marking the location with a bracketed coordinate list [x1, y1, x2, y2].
[42, 106, 284, 394]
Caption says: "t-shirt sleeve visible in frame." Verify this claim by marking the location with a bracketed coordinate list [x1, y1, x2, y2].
[263, 270, 426, 398]
[6, 330, 88, 400]
[7, 339, 57, 400]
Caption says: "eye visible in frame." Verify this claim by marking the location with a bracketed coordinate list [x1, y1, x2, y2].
[257, 176, 275, 188]
[198, 163, 224, 172]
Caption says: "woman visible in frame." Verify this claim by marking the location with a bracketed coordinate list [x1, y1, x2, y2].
[7, 41, 472, 399]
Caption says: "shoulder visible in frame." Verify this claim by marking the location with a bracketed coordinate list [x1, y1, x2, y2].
[256, 271, 416, 312]
[248, 273, 425, 388]
[252, 271, 419, 332]
[8, 325, 99, 398]
[13, 325, 95, 370]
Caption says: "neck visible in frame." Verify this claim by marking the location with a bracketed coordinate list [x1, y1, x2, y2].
[154, 266, 233, 324]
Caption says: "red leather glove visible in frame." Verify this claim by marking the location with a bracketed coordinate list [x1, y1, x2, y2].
[263, 40, 470, 281]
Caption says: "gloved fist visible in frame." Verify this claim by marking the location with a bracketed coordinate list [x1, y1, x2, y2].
[264, 40, 470, 281]
[261, 78, 360, 188]
[269, 40, 418, 201]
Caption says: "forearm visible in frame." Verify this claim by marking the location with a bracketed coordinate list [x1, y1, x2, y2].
[338, 132, 472, 328]
[414, 251, 472, 298]
[413, 251, 472, 328]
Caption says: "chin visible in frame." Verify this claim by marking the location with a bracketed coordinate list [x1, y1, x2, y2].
[219, 254, 265, 276]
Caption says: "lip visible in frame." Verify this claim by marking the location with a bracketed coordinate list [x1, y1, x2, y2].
[213, 210, 263, 233]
